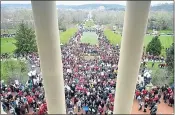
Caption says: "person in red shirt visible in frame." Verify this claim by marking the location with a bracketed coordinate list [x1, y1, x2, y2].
[18, 90, 23, 97]
[135, 90, 141, 99]
[109, 104, 114, 111]
[38, 106, 44, 114]
[108, 93, 112, 99]
[98, 105, 103, 114]
[145, 96, 149, 103]
[168, 96, 174, 107]
[27, 96, 33, 107]
[153, 95, 159, 103]
[168, 87, 171, 93]
[8, 87, 11, 92]
[142, 89, 148, 96]
[110, 97, 114, 103]
[149, 97, 153, 105]
[38, 102, 47, 115]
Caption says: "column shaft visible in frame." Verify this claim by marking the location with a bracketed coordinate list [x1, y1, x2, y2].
[31, 1, 66, 114]
[113, 1, 151, 114]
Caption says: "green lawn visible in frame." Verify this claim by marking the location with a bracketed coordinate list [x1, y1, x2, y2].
[85, 20, 94, 27]
[104, 29, 173, 56]
[147, 61, 161, 69]
[1, 38, 16, 54]
[1, 28, 77, 53]
[104, 29, 122, 45]
[60, 28, 78, 44]
[81, 32, 98, 45]
[145, 62, 161, 75]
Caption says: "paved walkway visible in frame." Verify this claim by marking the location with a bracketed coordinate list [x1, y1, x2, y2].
[4, 97, 173, 115]
[131, 98, 173, 114]
[73, 98, 173, 114]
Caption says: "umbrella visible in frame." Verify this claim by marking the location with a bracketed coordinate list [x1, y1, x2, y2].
[83, 106, 89, 112]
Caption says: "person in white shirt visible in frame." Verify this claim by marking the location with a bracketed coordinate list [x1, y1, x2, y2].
[9, 106, 15, 115]
[77, 100, 81, 112]
[137, 95, 143, 110]
[87, 92, 90, 96]
[33, 78, 37, 86]
[101, 71, 104, 76]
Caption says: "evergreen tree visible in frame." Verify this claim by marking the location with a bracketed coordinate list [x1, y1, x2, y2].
[14, 22, 37, 55]
[146, 36, 162, 56]
[166, 43, 174, 72]
[166, 43, 174, 85]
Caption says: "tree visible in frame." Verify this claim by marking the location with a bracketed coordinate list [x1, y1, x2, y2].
[1, 59, 29, 84]
[59, 25, 66, 32]
[166, 43, 174, 71]
[151, 69, 169, 86]
[165, 43, 174, 85]
[146, 36, 162, 56]
[14, 22, 37, 55]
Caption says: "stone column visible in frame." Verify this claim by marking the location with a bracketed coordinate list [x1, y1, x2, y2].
[113, 1, 151, 114]
[31, 1, 66, 114]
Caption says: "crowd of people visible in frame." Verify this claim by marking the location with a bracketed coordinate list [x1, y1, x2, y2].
[142, 54, 165, 62]
[62, 29, 119, 114]
[135, 83, 174, 114]
[1, 29, 174, 115]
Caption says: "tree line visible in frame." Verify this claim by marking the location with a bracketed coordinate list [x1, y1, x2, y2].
[92, 10, 173, 31]
[1, 8, 173, 33]
[1, 8, 88, 32]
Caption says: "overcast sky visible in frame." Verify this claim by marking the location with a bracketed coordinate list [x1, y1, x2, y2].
[1, 1, 173, 6]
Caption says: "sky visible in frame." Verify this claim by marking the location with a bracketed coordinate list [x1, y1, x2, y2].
[1, 1, 173, 6]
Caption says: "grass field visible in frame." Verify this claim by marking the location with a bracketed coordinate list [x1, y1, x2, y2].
[104, 29, 122, 45]
[60, 28, 77, 44]
[140, 61, 161, 75]
[147, 62, 161, 69]
[1, 28, 173, 56]
[81, 32, 98, 45]
[1, 28, 77, 53]
[85, 20, 94, 27]
[104, 29, 173, 56]
[1, 38, 16, 54]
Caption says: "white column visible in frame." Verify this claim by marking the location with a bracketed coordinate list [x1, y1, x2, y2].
[31, 1, 66, 114]
[114, 1, 151, 114]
